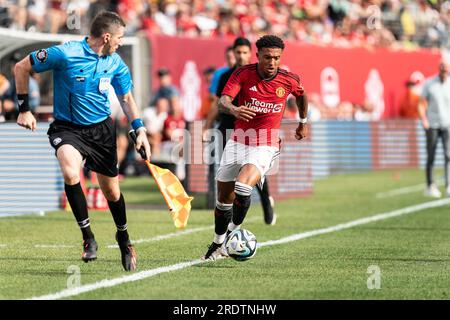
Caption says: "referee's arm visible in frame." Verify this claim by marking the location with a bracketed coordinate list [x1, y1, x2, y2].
[117, 92, 151, 161]
[15, 55, 37, 131]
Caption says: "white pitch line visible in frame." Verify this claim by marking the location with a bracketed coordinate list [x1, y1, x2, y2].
[34, 245, 77, 249]
[0, 244, 7, 248]
[28, 198, 450, 300]
[375, 180, 444, 199]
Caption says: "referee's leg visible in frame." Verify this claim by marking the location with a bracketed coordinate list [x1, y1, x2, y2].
[57, 145, 97, 262]
[57, 145, 94, 241]
[97, 173, 137, 271]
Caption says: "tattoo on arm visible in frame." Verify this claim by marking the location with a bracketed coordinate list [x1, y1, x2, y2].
[218, 95, 236, 115]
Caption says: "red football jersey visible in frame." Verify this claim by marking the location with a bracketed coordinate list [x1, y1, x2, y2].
[222, 63, 304, 147]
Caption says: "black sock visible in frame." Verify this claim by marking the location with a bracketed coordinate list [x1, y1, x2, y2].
[214, 202, 233, 236]
[107, 193, 129, 242]
[232, 182, 253, 226]
[256, 180, 274, 224]
[232, 194, 252, 225]
[65, 183, 94, 240]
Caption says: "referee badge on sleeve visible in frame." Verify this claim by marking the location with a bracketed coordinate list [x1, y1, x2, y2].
[99, 78, 111, 94]
[36, 49, 48, 63]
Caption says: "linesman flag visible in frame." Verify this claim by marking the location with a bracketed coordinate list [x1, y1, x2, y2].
[129, 130, 193, 229]
[145, 161, 193, 229]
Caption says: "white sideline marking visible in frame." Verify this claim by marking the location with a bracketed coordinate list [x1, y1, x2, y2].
[28, 198, 450, 300]
[0, 244, 6, 248]
[376, 180, 444, 198]
[34, 245, 77, 249]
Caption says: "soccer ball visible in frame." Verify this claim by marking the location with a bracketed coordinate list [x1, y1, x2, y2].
[225, 229, 257, 261]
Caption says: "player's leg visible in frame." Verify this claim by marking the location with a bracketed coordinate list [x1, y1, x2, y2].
[202, 181, 235, 261]
[255, 179, 276, 225]
[56, 144, 97, 262]
[202, 140, 241, 261]
[425, 128, 441, 197]
[228, 164, 261, 233]
[97, 173, 136, 271]
[215, 181, 235, 241]
[440, 128, 450, 195]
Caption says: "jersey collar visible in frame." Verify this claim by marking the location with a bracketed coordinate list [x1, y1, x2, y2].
[82, 37, 97, 55]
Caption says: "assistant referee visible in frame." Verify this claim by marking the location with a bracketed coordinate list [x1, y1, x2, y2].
[14, 11, 151, 271]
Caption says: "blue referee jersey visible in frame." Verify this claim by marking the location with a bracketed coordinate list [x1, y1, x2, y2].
[30, 37, 133, 125]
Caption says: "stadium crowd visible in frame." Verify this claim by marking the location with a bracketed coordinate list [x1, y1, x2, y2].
[0, 0, 449, 50]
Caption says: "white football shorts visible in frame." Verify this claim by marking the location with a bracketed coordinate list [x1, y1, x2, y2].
[216, 139, 280, 184]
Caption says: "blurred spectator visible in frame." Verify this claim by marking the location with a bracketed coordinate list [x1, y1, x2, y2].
[398, 79, 421, 119]
[197, 66, 216, 120]
[161, 97, 186, 180]
[152, 67, 181, 114]
[0, 72, 10, 122]
[143, 97, 169, 156]
[2, 54, 40, 120]
[1, 0, 449, 50]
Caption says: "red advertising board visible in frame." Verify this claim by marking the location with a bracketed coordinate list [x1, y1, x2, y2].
[146, 32, 441, 120]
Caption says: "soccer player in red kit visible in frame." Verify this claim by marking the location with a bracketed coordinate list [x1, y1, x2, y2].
[202, 35, 308, 260]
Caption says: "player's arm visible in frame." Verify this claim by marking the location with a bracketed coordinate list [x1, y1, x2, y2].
[418, 97, 429, 129]
[218, 95, 256, 122]
[295, 91, 309, 140]
[117, 92, 151, 161]
[418, 81, 429, 129]
[15, 55, 36, 131]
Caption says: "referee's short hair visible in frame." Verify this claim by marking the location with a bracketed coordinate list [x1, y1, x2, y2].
[256, 35, 285, 51]
[90, 11, 126, 38]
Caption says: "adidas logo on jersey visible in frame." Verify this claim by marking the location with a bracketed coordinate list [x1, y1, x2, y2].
[249, 86, 257, 92]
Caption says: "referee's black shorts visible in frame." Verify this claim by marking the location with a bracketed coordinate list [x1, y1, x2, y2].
[47, 117, 118, 177]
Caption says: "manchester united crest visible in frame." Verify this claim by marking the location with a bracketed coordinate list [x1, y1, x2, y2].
[276, 87, 285, 98]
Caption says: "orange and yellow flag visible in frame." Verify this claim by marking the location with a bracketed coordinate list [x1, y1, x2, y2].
[145, 161, 194, 229]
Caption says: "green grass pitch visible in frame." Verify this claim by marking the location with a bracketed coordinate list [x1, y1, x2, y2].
[1, 168, 450, 300]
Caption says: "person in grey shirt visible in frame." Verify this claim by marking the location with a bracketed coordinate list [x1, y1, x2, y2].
[418, 61, 450, 198]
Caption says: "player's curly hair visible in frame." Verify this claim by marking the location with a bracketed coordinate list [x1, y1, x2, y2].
[256, 35, 285, 51]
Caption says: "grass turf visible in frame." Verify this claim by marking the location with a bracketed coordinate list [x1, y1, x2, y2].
[1, 168, 449, 299]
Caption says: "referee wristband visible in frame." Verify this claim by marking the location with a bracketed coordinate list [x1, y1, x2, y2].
[131, 118, 145, 131]
[17, 94, 30, 113]
[299, 117, 308, 124]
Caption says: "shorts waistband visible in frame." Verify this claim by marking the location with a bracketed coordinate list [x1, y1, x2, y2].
[53, 117, 111, 129]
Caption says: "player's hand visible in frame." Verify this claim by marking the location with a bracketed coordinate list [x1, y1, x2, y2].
[422, 119, 430, 130]
[202, 125, 211, 142]
[295, 123, 308, 140]
[136, 129, 151, 161]
[233, 105, 256, 122]
[17, 111, 37, 131]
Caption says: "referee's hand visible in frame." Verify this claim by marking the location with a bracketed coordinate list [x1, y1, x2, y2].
[135, 129, 151, 161]
[17, 111, 37, 131]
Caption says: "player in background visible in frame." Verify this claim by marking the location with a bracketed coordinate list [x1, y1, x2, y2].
[418, 60, 450, 198]
[14, 11, 151, 271]
[204, 37, 277, 225]
[202, 35, 308, 260]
